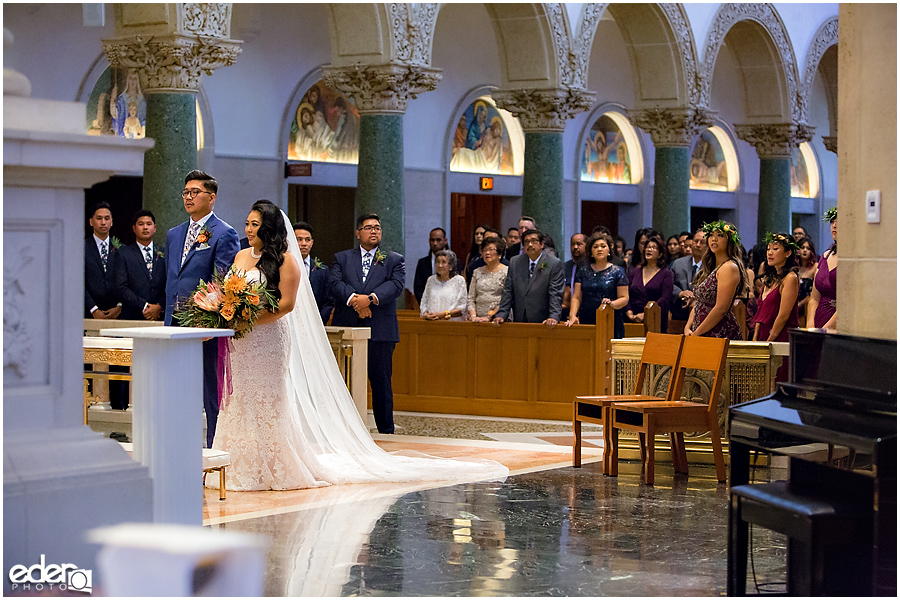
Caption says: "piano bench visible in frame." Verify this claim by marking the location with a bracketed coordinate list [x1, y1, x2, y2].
[728, 481, 873, 596]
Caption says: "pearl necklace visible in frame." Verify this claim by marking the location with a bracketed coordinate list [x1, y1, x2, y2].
[250, 247, 261, 259]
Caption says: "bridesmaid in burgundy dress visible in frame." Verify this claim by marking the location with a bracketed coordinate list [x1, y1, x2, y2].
[751, 232, 800, 381]
[685, 221, 747, 340]
[807, 208, 838, 329]
[625, 234, 674, 333]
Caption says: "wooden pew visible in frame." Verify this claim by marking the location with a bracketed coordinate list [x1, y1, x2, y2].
[623, 301, 661, 337]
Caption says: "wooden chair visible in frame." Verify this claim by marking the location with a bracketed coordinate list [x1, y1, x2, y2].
[609, 335, 729, 485]
[573, 332, 685, 474]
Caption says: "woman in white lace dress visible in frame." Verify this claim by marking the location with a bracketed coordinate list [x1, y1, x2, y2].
[419, 250, 467, 321]
[211, 202, 508, 491]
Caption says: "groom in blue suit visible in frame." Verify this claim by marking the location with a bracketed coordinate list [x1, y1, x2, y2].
[164, 170, 240, 448]
[329, 214, 405, 434]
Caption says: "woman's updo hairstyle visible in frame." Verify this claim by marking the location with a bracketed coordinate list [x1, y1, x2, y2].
[251, 199, 287, 302]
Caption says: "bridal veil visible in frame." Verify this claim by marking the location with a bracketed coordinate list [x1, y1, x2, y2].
[278, 211, 508, 484]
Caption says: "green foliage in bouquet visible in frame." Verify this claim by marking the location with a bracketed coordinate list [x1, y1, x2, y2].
[174, 269, 278, 339]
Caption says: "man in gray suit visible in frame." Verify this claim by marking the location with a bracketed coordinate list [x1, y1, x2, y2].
[669, 228, 707, 321]
[493, 229, 564, 327]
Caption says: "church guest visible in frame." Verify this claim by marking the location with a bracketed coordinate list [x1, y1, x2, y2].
[566, 232, 628, 338]
[504, 216, 537, 259]
[678, 230, 693, 257]
[685, 221, 747, 340]
[467, 236, 508, 322]
[625, 235, 673, 333]
[293, 221, 333, 324]
[796, 236, 818, 321]
[85, 201, 122, 320]
[627, 227, 659, 276]
[464, 224, 487, 276]
[666, 235, 682, 260]
[494, 229, 563, 326]
[670, 228, 707, 322]
[590, 226, 626, 268]
[420, 250, 467, 321]
[414, 227, 448, 304]
[116, 209, 165, 321]
[505, 227, 520, 249]
[562, 233, 587, 319]
[465, 226, 507, 283]
[807, 208, 838, 329]
[751, 232, 800, 343]
[792, 225, 811, 244]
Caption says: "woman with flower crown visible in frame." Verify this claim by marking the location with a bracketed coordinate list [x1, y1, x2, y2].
[684, 221, 748, 340]
[750, 233, 800, 342]
[210, 200, 508, 491]
[806, 207, 838, 329]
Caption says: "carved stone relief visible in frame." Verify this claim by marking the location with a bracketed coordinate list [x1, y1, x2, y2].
[182, 3, 232, 38]
[3, 245, 34, 380]
[102, 34, 242, 93]
[800, 16, 838, 126]
[493, 87, 595, 132]
[388, 3, 439, 66]
[734, 123, 815, 158]
[700, 3, 802, 123]
[322, 63, 442, 114]
[627, 106, 716, 147]
[658, 3, 702, 109]
[822, 136, 837, 154]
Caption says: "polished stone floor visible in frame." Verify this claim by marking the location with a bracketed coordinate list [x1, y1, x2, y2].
[210, 421, 788, 596]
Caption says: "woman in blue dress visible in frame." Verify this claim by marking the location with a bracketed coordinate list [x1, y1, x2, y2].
[565, 231, 629, 337]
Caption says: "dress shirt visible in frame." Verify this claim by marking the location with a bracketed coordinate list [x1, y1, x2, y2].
[347, 246, 380, 306]
[90, 234, 122, 314]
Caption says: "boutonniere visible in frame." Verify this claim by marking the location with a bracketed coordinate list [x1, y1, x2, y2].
[313, 257, 325, 270]
[538, 260, 548, 271]
[109, 236, 122, 250]
[195, 225, 212, 250]
[156, 248, 165, 260]
[373, 249, 387, 265]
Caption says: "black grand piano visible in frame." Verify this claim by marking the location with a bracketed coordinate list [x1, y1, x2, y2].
[727, 329, 896, 596]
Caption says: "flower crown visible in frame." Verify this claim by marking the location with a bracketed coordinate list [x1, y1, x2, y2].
[701, 221, 741, 245]
[763, 232, 798, 253]
[822, 207, 837, 222]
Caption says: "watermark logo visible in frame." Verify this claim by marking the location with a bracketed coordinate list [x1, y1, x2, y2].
[8, 555, 92, 593]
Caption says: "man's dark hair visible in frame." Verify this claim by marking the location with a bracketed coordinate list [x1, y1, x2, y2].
[679, 230, 692, 239]
[522, 228, 544, 243]
[507, 227, 518, 235]
[483, 226, 500, 237]
[430, 227, 446, 237]
[91, 201, 112, 217]
[591, 225, 611, 236]
[184, 170, 218, 194]
[293, 221, 313, 236]
[132, 209, 156, 226]
[356, 213, 380, 228]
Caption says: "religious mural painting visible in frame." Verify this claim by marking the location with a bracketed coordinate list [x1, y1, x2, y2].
[580, 114, 632, 184]
[690, 129, 729, 191]
[791, 143, 814, 198]
[86, 67, 146, 139]
[449, 97, 518, 175]
[288, 80, 360, 164]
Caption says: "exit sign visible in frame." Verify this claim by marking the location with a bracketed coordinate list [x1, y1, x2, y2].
[285, 162, 312, 177]
[479, 177, 494, 191]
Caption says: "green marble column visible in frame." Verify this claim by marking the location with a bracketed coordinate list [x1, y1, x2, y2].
[357, 113, 404, 258]
[143, 93, 197, 242]
[522, 131, 564, 249]
[652, 146, 690, 237]
[758, 157, 792, 236]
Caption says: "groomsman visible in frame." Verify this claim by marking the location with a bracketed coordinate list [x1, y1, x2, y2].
[293, 221, 333, 324]
[328, 214, 405, 434]
[117, 209, 166, 321]
[164, 170, 240, 448]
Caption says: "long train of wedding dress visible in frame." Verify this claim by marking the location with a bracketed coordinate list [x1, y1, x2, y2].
[211, 212, 508, 491]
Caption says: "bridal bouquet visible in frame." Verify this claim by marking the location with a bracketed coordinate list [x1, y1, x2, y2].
[174, 270, 277, 339]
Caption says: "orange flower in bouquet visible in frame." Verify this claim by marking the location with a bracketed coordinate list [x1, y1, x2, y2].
[174, 269, 277, 339]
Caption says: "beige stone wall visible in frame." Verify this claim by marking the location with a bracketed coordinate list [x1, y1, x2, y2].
[837, 4, 897, 339]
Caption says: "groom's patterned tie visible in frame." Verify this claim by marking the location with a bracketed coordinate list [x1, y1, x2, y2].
[100, 241, 109, 273]
[362, 251, 372, 283]
[144, 245, 154, 277]
[182, 222, 200, 265]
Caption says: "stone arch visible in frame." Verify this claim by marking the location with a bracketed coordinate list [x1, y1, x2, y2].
[574, 3, 700, 108]
[700, 3, 801, 123]
[800, 16, 838, 132]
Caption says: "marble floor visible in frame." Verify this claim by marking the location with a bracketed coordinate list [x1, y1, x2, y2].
[204, 413, 787, 596]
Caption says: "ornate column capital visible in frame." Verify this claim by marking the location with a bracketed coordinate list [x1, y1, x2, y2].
[822, 136, 837, 154]
[734, 123, 815, 159]
[321, 63, 441, 115]
[492, 88, 595, 133]
[102, 33, 242, 93]
[627, 107, 717, 147]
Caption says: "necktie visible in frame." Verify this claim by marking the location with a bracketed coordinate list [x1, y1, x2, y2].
[144, 245, 154, 277]
[182, 222, 200, 265]
[362, 252, 372, 283]
[529, 261, 535, 277]
[100, 241, 108, 272]
[691, 263, 698, 280]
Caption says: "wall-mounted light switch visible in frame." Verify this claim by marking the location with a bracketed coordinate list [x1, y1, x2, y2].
[866, 190, 881, 223]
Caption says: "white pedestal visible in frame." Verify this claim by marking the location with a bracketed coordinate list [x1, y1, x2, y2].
[101, 327, 232, 525]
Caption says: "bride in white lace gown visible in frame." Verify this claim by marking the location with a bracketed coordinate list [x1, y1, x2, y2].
[211, 201, 508, 491]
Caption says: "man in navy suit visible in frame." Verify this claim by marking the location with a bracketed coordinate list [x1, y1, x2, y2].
[293, 221, 333, 324]
[85, 201, 128, 410]
[117, 209, 166, 321]
[328, 213, 405, 434]
[164, 170, 240, 448]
